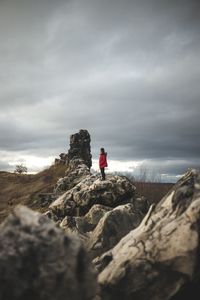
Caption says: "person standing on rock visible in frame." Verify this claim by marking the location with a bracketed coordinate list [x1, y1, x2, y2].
[99, 148, 108, 180]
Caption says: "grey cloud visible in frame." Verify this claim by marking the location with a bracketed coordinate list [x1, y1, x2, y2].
[0, 161, 13, 172]
[0, 0, 199, 178]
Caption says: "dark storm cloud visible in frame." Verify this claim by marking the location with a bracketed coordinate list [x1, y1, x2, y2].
[0, 0, 200, 176]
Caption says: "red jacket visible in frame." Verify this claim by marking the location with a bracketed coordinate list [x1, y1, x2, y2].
[99, 153, 108, 168]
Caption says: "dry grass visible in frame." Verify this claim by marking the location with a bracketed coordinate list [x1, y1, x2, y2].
[0, 164, 67, 223]
[134, 181, 174, 205]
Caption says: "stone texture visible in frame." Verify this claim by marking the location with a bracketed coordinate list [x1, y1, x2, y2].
[0, 205, 98, 300]
[84, 204, 112, 227]
[54, 153, 68, 165]
[67, 129, 92, 169]
[38, 193, 57, 207]
[59, 215, 90, 243]
[54, 129, 92, 169]
[54, 161, 90, 196]
[53, 130, 92, 196]
[50, 175, 136, 219]
[97, 169, 200, 300]
[60, 204, 112, 235]
[133, 196, 149, 214]
[86, 203, 145, 260]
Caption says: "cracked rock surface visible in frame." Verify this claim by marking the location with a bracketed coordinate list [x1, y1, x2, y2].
[97, 169, 200, 300]
[86, 203, 144, 259]
[50, 175, 136, 219]
[60, 204, 112, 235]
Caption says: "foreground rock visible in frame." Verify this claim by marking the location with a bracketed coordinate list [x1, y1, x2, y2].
[97, 169, 200, 300]
[50, 175, 136, 219]
[0, 206, 98, 300]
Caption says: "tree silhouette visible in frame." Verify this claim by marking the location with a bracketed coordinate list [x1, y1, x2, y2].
[14, 164, 28, 175]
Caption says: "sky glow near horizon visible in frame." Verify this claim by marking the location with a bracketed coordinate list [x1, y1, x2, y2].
[2, 151, 183, 182]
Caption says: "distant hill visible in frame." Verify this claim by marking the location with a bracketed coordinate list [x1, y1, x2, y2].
[0, 164, 67, 223]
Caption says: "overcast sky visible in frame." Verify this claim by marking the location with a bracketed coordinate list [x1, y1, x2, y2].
[0, 0, 199, 181]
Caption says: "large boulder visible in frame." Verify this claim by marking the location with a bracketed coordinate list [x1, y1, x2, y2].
[0, 206, 98, 300]
[84, 204, 113, 227]
[49, 175, 136, 219]
[60, 204, 112, 236]
[97, 169, 200, 300]
[86, 203, 145, 260]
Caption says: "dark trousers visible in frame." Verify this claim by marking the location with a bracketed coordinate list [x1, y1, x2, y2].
[100, 168, 105, 180]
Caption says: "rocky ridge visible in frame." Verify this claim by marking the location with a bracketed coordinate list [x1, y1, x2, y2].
[0, 129, 200, 300]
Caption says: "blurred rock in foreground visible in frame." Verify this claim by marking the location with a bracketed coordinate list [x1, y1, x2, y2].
[97, 169, 200, 300]
[0, 206, 98, 300]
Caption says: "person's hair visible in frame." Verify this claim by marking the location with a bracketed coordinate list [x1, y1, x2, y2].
[100, 148, 105, 154]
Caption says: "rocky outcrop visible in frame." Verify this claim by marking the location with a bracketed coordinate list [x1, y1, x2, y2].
[97, 169, 200, 300]
[0, 205, 98, 300]
[58, 200, 148, 261]
[46, 130, 147, 268]
[54, 161, 90, 196]
[55, 153, 68, 165]
[53, 130, 92, 195]
[36, 130, 92, 211]
[84, 204, 113, 227]
[47, 130, 140, 231]
[38, 193, 57, 207]
[1, 128, 200, 300]
[86, 203, 145, 260]
[54, 129, 92, 169]
[67, 129, 92, 169]
[60, 204, 112, 236]
[50, 175, 136, 219]
[44, 129, 143, 266]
